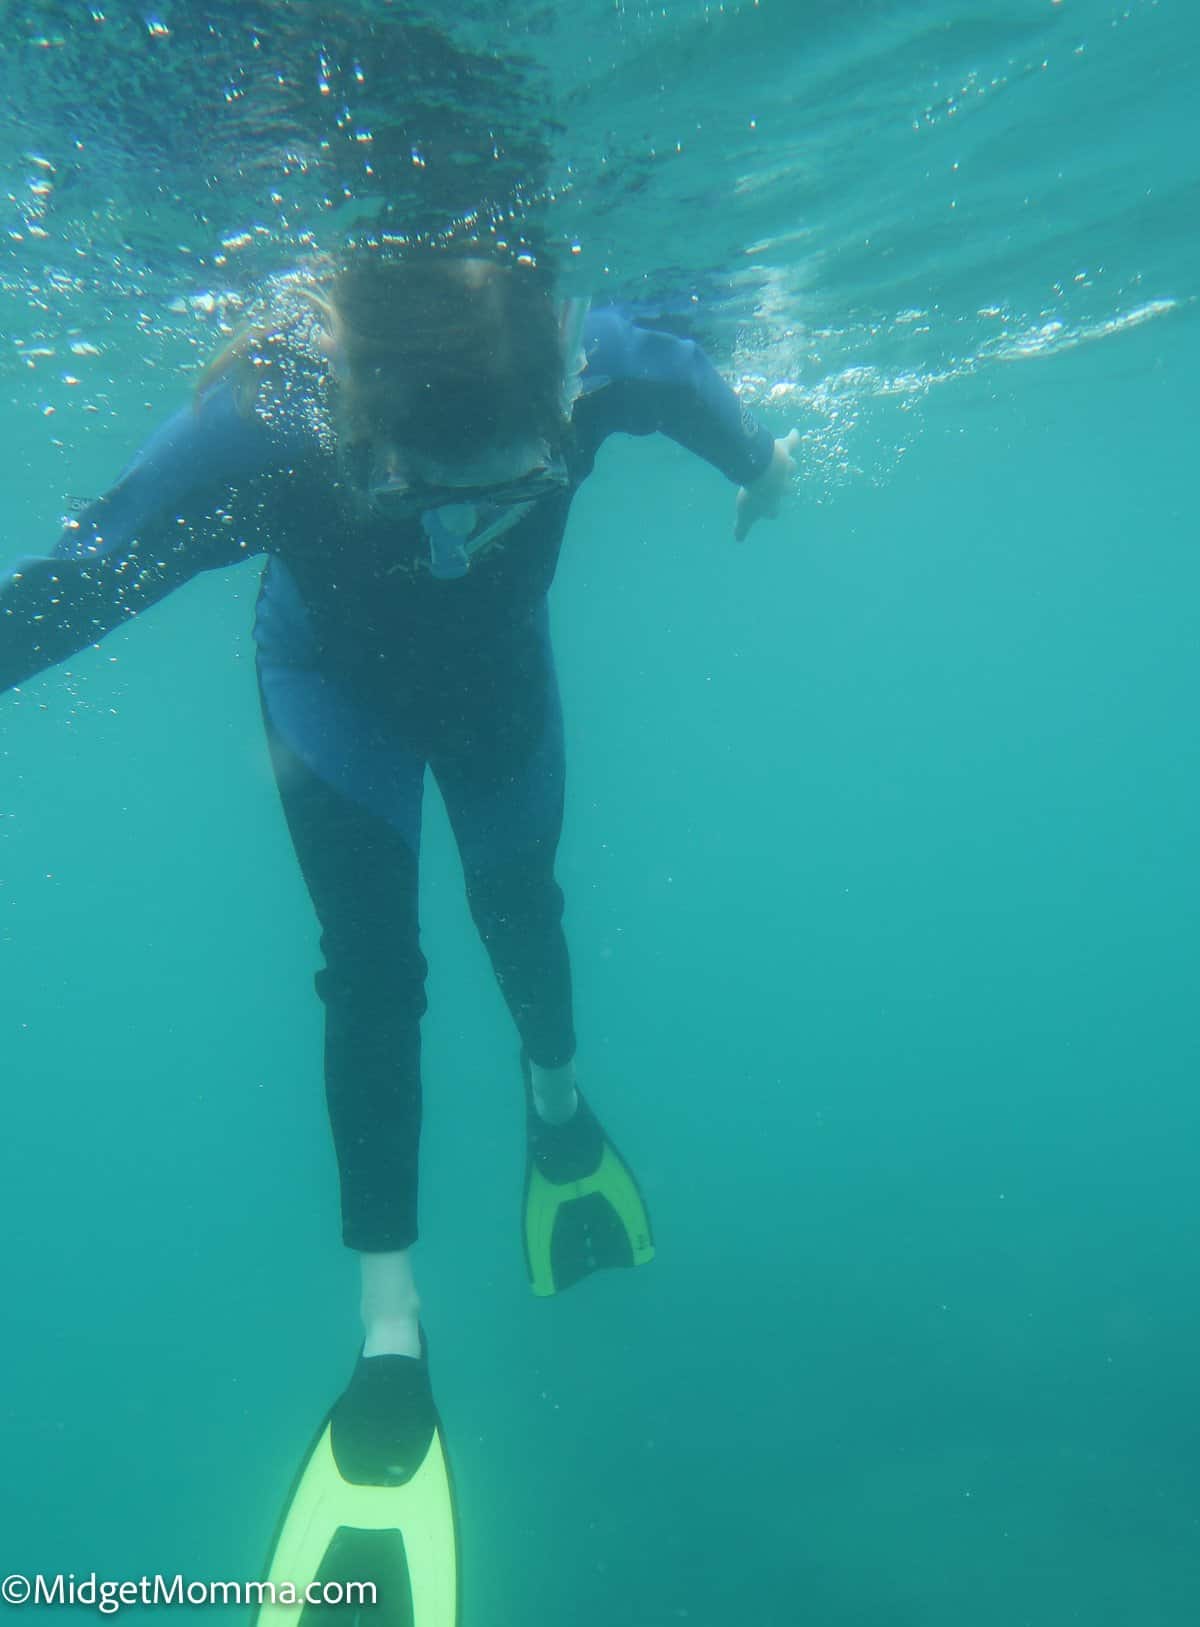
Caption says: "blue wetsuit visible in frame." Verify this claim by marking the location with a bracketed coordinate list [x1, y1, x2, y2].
[1, 309, 774, 1251]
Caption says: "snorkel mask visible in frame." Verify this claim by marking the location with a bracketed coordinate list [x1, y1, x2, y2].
[368, 449, 571, 579]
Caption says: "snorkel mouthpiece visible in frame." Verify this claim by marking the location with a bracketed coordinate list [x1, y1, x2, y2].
[422, 505, 474, 580]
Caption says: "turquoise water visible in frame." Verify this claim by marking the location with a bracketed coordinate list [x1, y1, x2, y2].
[3, 2, 1199, 1622]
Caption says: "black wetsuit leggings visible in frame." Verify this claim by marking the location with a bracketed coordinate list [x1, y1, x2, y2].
[261, 622, 575, 1253]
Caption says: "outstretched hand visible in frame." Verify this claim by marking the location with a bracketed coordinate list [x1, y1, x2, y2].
[734, 429, 800, 542]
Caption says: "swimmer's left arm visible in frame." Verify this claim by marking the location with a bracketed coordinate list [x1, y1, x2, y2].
[576, 310, 797, 541]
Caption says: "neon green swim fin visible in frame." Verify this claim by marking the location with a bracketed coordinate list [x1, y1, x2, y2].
[254, 1350, 458, 1627]
[522, 1054, 655, 1297]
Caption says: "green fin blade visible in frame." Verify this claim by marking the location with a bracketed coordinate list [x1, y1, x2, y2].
[521, 1055, 655, 1296]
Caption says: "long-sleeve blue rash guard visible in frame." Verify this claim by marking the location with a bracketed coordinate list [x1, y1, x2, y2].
[0, 308, 774, 704]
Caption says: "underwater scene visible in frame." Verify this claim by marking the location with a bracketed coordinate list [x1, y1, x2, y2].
[1, 2, 1197, 1623]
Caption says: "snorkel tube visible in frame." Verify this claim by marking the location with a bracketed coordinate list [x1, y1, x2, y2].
[558, 296, 591, 412]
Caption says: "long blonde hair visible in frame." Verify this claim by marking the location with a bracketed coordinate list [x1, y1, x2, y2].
[193, 254, 568, 500]
[193, 281, 342, 418]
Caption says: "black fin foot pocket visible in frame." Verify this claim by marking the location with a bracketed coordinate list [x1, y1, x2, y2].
[330, 1353, 438, 1487]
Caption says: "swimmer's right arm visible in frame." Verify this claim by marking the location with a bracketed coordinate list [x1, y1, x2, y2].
[1, 380, 284, 695]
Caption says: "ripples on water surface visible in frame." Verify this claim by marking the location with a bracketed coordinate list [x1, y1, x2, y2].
[1, 0, 1193, 490]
